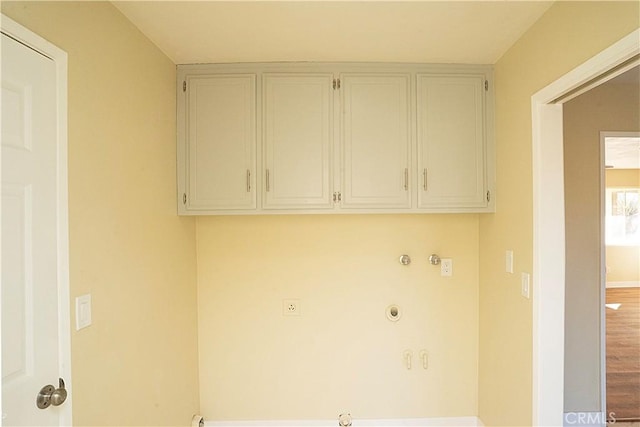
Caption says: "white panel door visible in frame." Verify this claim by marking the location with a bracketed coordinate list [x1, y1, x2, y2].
[1, 32, 67, 425]
[186, 75, 256, 210]
[341, 74, 411, 209]
[417, 75, 486, 208]
[263, 74, 334, 209]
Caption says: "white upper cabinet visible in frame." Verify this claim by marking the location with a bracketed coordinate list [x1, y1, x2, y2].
[178, 74, 256, 212]
[340, 74, 411, 209]
[417, 74, 488, 209]
[177, 63, 494, 215]
[262, 74, 334, 210]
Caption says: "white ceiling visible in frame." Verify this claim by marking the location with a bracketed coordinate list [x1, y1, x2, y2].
[113, 1, 554, 65]
[606, 137, 640, 169]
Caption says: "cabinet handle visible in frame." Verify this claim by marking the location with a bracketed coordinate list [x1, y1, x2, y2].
[246, 170, 251, 192]
[266, 169, 270, 192]
[423, 168, 428, 191]
[404, 168, 409, 191]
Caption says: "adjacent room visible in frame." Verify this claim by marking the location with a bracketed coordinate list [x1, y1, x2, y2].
[564, 66, 640, 424]
[1, 1, 639, 426]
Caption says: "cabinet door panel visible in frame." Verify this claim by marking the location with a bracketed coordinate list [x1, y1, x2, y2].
[187, 75, 256, 210]
[263, 74, 333, 209]
[341, 74, 411, 208]
[417, 75, 486, 208]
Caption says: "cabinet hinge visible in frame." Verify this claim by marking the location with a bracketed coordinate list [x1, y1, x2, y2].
[183, 193, 187, 205]
[484, 80, 488, 91]
[183, 81, 187, 92]
[486, 190, 491, 203]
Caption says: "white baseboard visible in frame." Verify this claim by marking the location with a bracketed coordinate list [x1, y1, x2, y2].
[606, 280, 640, 288]
[564, 412, 606, 427]
[205, 417, 483, 427]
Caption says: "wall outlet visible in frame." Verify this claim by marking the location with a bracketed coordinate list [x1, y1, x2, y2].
[283, 299, 301, 316]
[441, 258, 452, 276]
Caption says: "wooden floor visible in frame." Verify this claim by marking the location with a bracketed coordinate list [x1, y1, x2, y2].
[606, 287, 640, 421]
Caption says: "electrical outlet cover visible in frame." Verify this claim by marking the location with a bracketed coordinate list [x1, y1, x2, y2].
[441, 258, 453, 276]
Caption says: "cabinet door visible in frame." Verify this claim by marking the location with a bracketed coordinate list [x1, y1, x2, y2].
[341, 74, 411, 208]
[263, 74, 334, 209]
[186, 74, 256, 210]
[417, 75, 486, 208]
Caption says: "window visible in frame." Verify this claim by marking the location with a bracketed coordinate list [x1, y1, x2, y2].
[605, 187, 640, 245]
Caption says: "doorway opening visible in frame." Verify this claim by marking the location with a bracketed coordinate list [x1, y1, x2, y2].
[603, 130, 640, 422]
[531, 29, 639, 425]
[562, 65, 639, 424]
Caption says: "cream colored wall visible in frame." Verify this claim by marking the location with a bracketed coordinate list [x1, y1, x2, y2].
[1, 2, 199, 426]
[478, 2, 639, 425]
[563, 75, 639, 411]
[197, 214, 479, 420]
[606, 169, 640, 187]
[606, 246, 640, 282]
[606, 169, 640, 283]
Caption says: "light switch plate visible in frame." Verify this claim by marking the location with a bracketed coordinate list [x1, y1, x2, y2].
[506, 250, 514, 274]
[76, 294, 92, 330]
[521, 273, 531, 299]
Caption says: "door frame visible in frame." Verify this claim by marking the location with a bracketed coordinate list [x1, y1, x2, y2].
[1, 14, 71, 425]
[531, 28, 639, 425]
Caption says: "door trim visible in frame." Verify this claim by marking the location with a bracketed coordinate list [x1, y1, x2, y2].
[531, 28, 639, 425]
[1, 14, 71, 425]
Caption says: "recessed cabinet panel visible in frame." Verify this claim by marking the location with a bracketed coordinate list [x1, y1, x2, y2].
[417, 75, 486, 208]
[187, 75, 256, 210]
[263, 74, 333, 209]
[341, 74, 411, 208]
